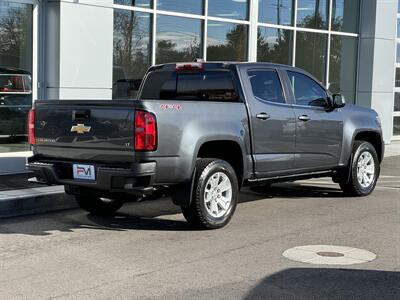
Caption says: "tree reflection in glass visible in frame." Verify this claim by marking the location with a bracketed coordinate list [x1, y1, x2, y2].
[331, 0, 359, 33]
[257, 27, 293, 65]
[329, 35, 357, 103]
[156, 15, 202, 64]
[207, 21, 248, 62]
[113, 10, 152, 99]
[295, 10, 329, 82]
[296, 31, 327, 83]
[0, 3, 32, 72]
[258, 0, 294, 26]
[297, 0, 328, 29]
[0, 2, 33, 141]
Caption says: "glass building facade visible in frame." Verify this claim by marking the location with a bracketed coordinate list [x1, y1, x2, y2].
[0, 0, 398, 175]
[112, 0, 360, 103]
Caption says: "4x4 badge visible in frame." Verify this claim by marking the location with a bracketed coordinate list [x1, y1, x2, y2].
[71, 124, 91, 134]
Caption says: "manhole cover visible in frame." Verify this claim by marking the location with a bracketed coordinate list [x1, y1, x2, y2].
[283, 245, 376, 265]
[317, 251, 345, 257]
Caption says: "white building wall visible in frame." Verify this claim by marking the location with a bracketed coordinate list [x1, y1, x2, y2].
[357, 0, 397, 143]
[45, 0, 113, 100]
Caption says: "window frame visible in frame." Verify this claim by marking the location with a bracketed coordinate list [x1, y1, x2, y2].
[247, 67, 289, 106]
[284, 69, 331, 109]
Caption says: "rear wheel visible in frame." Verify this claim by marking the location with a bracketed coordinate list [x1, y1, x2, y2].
[75, 194, 125, 216]
[340, 141, 380, 196]
[181, 159, 238, 229]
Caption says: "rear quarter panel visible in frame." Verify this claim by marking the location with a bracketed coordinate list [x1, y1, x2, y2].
[137, 100, 252, 184]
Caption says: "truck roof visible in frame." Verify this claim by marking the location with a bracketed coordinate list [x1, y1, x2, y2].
[145, 61, 324, 89]
[148, 61, 303, 73]
[0, 67, 31, 75]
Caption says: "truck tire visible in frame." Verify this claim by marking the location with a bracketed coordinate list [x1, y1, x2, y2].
[75, 194, 125, 216]
[340, 141, 380, 197]
[181, 159, 238, 229]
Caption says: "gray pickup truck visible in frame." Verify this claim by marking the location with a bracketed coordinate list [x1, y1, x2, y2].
[27, 62, 384, 229]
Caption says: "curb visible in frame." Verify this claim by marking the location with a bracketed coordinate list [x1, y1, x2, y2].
[0, 186, 77, 218]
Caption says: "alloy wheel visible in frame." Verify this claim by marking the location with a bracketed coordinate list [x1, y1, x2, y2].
[204, 172, 232, 218]
[356, 151, 375, 188]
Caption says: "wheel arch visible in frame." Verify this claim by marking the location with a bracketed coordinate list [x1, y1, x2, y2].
[172, 138, 248, 207]
[340, 127, 384, 166]
[353, 131, 384, 163]
[196, 139, 246, 187]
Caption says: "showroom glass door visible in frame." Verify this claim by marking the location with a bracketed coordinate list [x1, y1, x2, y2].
[0, 0, 37, 153]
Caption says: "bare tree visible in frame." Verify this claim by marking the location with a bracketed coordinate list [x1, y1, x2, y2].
[113, 9, 151, 80]
[0, 7, 30, 67]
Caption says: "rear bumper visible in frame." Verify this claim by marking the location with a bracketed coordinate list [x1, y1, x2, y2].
[26, 157, 156, 193]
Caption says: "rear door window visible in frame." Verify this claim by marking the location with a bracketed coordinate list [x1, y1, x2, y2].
[247, 69, 285, 104]
[140, 70, 239, 102]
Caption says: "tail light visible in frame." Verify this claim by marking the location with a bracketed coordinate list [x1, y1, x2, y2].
[176, 62, 204, 71]
[28, 108, 36, 145]
[134, 110, 157, 151]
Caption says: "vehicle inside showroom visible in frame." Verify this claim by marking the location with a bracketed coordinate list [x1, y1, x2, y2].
[0, 1, 33, 155]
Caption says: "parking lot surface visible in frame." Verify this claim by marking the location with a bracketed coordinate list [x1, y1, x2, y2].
[0, 156, 399, 299]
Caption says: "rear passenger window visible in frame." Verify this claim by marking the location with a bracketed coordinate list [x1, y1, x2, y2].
[140, 70, 239, 102]
[287, 71, 328, 107]
[248, 70, 285, 104]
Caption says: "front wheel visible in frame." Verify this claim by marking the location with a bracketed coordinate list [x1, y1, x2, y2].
[75, 194, 125, 216]
[181, 159, 239, 229]
[340, 141, 380, 196]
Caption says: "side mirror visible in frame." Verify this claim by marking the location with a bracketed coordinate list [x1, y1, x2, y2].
[332, 93, 346, 108]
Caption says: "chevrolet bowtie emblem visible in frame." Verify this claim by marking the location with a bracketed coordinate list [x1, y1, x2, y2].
[71, 124, 91, 134]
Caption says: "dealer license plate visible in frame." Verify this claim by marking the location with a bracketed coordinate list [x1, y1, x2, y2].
[73, 164, 96, 181]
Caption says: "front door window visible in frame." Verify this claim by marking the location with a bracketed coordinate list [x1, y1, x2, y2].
[287, 71, 328, 107]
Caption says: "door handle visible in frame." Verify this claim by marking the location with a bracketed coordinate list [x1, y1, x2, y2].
[298, 115, 310, 122]
[256, 113, 270, 120]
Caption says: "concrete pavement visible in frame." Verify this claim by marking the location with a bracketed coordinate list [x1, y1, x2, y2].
[0, 156, 398, 299]
[384, 141, 400, 157]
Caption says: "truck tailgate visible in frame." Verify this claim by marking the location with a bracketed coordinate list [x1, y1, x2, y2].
[33, 100, 138, 163]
